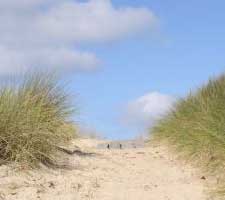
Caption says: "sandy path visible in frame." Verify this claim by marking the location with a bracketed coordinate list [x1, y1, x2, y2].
[0, 139, 206, 200]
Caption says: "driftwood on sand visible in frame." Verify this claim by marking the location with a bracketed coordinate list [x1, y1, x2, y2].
[41, 145, 96, 169]
[55, 146, 96, 157]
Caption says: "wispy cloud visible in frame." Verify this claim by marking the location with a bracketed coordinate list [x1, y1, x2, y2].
[0, 0, 157, 75]
[121, 92, 176, 132]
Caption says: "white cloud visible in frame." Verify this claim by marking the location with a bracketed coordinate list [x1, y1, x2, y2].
[37, 0, 157, 43]
[0, 0, 45, 9]
[122, 92, 176, 130]
[0, 0, 157, 75]
[0, 46, 100, 75]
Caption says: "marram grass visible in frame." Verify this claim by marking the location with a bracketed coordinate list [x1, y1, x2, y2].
[152, 74, 225, 199]
[0, 72, 76, 167]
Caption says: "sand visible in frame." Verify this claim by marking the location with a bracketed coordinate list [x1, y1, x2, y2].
[0, 139, 207, 200]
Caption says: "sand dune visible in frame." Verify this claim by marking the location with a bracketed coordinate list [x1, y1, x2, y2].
[0, 139, 207, 200]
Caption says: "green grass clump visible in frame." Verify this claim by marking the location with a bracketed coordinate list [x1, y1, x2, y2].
[0, 72, 76, 166]
[152, 74, 225, 198]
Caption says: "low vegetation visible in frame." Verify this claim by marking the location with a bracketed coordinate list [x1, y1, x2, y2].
[152, 74, 225, 199]
[0, 72, 77, 167]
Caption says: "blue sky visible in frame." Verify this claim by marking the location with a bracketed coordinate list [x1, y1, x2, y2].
[70, 0, 225, 139]
[0, 0, 225, 139]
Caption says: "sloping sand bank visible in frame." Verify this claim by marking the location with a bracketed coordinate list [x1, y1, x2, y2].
[0, 139, 206, 200]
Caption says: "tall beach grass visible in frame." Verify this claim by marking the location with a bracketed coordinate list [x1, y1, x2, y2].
[0, 72, 76, 167]
[152, 74, 225, 198]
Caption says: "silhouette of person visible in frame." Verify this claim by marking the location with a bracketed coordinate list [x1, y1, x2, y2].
[107, 144, 110, 149]
[119, 144, 122, 149]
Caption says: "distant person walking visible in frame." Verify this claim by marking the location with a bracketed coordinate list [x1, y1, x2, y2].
[107, 144, 110, 149]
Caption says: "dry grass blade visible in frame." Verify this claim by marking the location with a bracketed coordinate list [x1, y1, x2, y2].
[152, 74, 225, 199]
[0, 71, 77, 167]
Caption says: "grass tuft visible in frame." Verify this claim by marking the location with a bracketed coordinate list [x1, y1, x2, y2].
[0, 72, 77, 167]
[152, 74, 225, 199]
